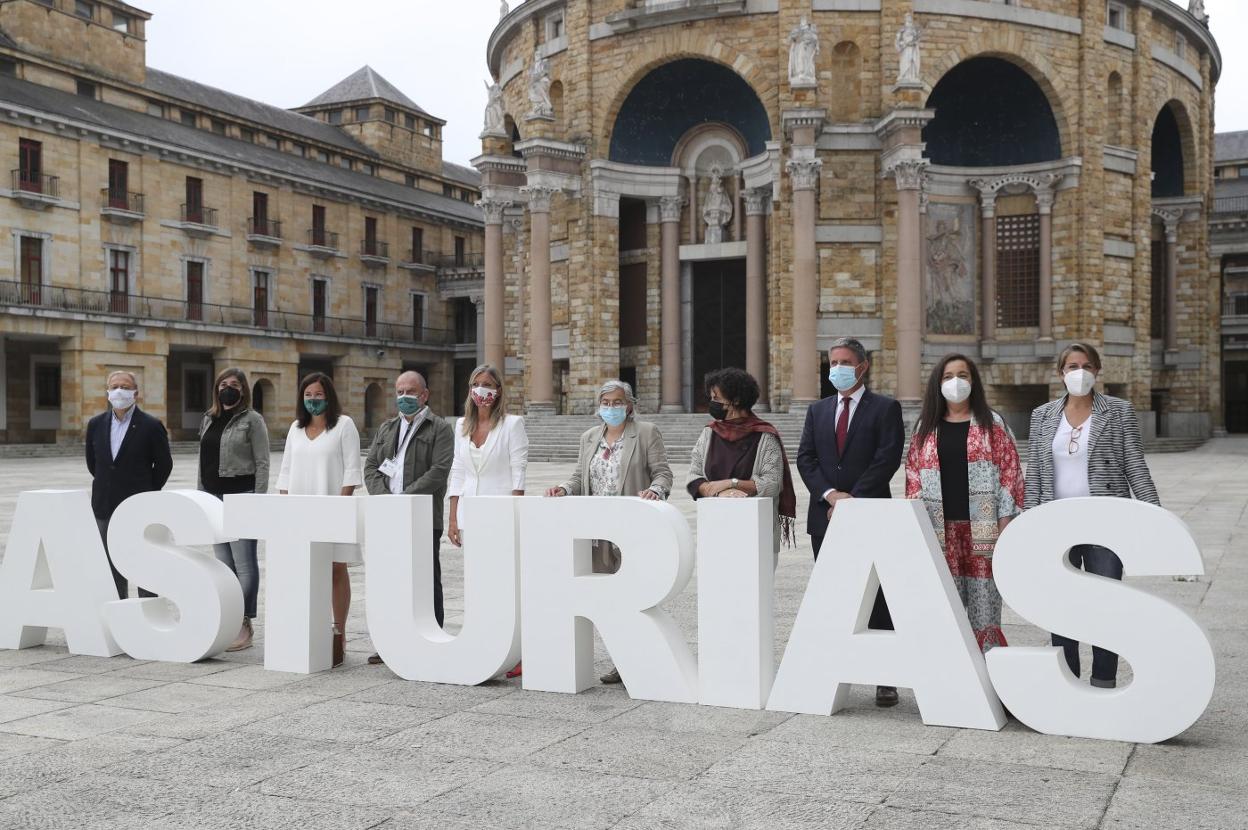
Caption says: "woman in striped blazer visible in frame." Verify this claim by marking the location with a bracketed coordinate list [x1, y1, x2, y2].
[1024, 342, 1159, 689]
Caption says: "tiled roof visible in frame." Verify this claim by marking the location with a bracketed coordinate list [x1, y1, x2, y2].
[0, 74, 482, 226]
[302, 66, 438, 121]
[1215, 131, 1248, 163]
[442, 160, 482, 188]
[144, 68, 376, 158]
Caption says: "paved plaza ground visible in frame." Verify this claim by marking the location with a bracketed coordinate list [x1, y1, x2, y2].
[0, 440, 1246, 829]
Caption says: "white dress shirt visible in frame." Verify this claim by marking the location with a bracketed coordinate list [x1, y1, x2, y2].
[822, 385, 866, 503]
[110, 406, 135, 460]
[1052, 412, 1093, 500]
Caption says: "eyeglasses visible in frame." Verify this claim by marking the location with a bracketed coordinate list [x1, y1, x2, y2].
[1068, 424, 1083, 455]
[600, 402, 628, 410]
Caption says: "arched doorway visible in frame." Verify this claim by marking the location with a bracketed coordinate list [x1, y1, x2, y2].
[924, 57, 1062, 166]
[364, 383, 385, 438]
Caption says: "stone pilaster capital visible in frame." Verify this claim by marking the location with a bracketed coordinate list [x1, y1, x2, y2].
[744, 187, 771, 216]
[468, 292, 485, 306]
[786, 158, 822, 192]
[658, 195, 685, 223]
[1034, 189, 1056, 214]
[521, 185, 558, 213]
[476, 198, 512, 225]
[886, 159, 927, 191]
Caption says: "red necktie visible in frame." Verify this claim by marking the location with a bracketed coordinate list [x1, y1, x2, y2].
[836, 396, 851, 455]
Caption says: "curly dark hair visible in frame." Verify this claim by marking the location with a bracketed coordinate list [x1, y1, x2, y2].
[704, 367, 760, 413]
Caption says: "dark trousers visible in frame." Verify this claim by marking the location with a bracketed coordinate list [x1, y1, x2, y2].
[1051, 544, 1123, 688]
[96, 518, 155, 600]
[810, 533, 894, 631]
[432, 534, 444, 628]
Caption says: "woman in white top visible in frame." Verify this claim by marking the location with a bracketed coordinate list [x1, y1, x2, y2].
[447, 363, 527, 677]
[276, 372, 363, 669]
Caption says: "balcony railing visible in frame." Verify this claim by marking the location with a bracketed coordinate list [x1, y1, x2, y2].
[1213, 195, 1248, 215]
[361, 239, 390, 258]
[1225, 294, 1248, 317]
[248, 217, 282, 238]
[180, 204, 218, 226]
[307, 228, 339, 249]
[101, 188, 144, 213]
[11, 170, 59, 198]
[0, 279, 454, 346]
[402, 248, 439, 267]
[437, 252, 485, 269]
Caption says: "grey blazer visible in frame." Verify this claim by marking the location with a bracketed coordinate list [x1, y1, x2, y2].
[557, 419, 674, 499]
[1024, 392, 1159, 510]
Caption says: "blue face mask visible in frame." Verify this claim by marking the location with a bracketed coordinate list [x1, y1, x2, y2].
[397, 395, 423, 416]
[599, 405, 627, 427]
[828, 364, 860, 392]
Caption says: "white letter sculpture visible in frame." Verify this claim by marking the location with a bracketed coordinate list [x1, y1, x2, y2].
[0, 490, 122, 656]
[365, 495, 521, 684]
[518, 497, 698, 703]
[895, 13, 922, 87]
[767, 499, 1005, 730]
[697, 498, 775, 709]
[986, 497, 1215, 744]
[103, 491, 243, 662]
[226, 494, 359, 673]
[787, 16, 819, 88]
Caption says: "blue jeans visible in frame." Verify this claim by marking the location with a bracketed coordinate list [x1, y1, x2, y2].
[214, 538, 259, 619]
[1051, 544, 1124, 688]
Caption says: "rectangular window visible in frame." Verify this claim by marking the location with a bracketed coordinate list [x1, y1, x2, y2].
[355, 105, 370, 122]
[312, 204, 326, 246]
[410, 227, 424, 263]
[34, 362, 61, 409]
[327, 109, 342, 125]
[453, 297, 477, 344]
[253, 270, 270, 327]
[146, 99, 164, 118]
[180, 110, 197, 128]
[19, 236, 42, 304]
[339, 157, 353, 170]
[312, 278, 327, 332]
[1107, 2, 1126, 30]
[266, 134, 280, 150]
[454, 236, 466, 267]
[107, 159, 128, 207]
[0, 58, 16, 78]
[185, 260, 203, 321]
[405, 114, 416, 130]
[405, 173, 417, 187]
[443, 183, 454, 198]
[316, 149, 330, 163]
[412, 293, 425, 340]
[240, 127, 255, 143]
[1151, 238, 1166, 339]
[364, 216, 378, 250]
[76, 79, 96, 99]
[75, 1, 93, 20]
[365, 286, 379, 337]
[362, 163, 375, 176]
[252, 191, 269, 235]
[995, 214, 1041, 328]
[18, 138, 42, 191]
[109, 249, 129, 314]
[291, 142, 306, 157]
[112, 11, 131, 33]
[184, 176, 203, 223]
[210, 119, 226, 135]
[384, 108, 396, 123]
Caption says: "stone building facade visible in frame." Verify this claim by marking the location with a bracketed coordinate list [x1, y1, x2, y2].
[0, 0, 486, 445]
[1213, 130, 1248, 433]
[478, 0, 1220, 437]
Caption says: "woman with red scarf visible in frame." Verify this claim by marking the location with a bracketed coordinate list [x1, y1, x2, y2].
[686, 368, 797, 562]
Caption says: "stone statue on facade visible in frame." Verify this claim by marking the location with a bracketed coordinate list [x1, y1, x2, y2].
[787, 17, 819, 89]
[500, 0, 509, 19]
[895, 13, 922, 87]
[702, 166, 734, 245]
[527, 49, 553, 121]
[1188, 0, 1207, 24]
[481, 80, 506, 138]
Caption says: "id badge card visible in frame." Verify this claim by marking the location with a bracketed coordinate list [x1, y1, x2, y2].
[378, 457, 401, 479]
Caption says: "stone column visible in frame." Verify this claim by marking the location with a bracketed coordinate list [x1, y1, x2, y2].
[788, 157, 821, 409]
[521, 185, 556, 413]
[687, 174, 698, 244]
[972, 186, 998, 342]
[478, 198, 510, 369]
[471, 293, 486, 364]
[1163, 216, 1179, 353]
[744, 187, 770, 410]
[890, 161, 926, 404]
[659, 195, 685, 413]
[1035, 188, 1055, 341]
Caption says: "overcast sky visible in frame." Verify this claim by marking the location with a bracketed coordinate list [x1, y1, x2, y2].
[140, 0, 1248, 167]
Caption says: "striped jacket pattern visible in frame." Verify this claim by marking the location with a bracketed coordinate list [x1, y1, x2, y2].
[1023, 392, 1160, 510]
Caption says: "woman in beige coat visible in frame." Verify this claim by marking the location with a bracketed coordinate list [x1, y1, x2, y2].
[545, 378, 673, 683]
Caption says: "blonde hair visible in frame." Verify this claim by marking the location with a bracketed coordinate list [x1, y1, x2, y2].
[461, 364, 506, 436]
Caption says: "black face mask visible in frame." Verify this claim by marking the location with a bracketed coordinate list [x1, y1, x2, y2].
[219, 387, 242, 407]
[708, 401, 729, 421]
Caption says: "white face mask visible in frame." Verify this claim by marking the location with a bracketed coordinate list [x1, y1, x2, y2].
[107, 388, 136, 410]
[941, 377, 972, 404]
[1063, 368, 1096, 397]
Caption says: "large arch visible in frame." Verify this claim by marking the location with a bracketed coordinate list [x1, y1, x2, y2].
[924, 56, 1062, 167]
[364, 382, 385, 433]
[1151, 100, 1196, 198]
[608, 58, 771, 166]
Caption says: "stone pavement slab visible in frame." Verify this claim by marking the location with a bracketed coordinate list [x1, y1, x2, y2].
[1, 443, 1248, 828]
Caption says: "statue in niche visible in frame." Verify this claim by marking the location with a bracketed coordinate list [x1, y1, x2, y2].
[895, 12, 922, 86]
[787, 17, 820, 88]
[527, 49, 553, 120]
[702, 166, 734, 245]
[482, 80, 506, 137]
[925, 209, 975, 335]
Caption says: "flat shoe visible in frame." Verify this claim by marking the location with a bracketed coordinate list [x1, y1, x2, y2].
[600, 668, 622, 684]
[875, 686, 899, 707]
[367, 653, 384, 665]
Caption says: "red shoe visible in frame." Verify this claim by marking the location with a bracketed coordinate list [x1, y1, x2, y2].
[505, 661, 522, 679]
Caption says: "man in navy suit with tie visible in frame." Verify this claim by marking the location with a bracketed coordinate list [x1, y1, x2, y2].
[796, 337, 905, 707]
[85, 370, 173, 599]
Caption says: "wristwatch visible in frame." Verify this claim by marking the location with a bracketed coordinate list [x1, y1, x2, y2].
[731, 477, 739, 490]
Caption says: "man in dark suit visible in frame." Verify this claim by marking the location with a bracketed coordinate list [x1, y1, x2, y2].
[362, 370, 454, 665]
[85, 370, 174, 599]
[796, 337, 905, 707]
